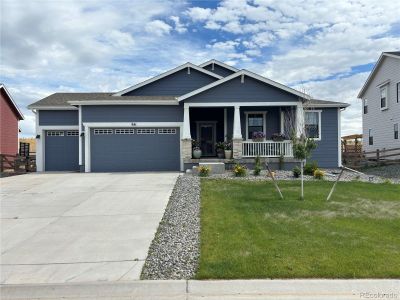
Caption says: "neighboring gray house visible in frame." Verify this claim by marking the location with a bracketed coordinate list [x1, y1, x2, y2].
[358, 52, 400, 155]
[28, 59, 349, 172]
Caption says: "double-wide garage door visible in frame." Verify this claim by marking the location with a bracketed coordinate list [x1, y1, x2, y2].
[90, 127, 180, 172]
[45, 130, 79, 171]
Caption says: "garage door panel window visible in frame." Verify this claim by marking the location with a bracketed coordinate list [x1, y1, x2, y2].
[158, 128, 176, 134]
[47, 131, 64, 136]
[66, 130, 79, 136]
[94, 129, 113, 135]
[115, 129, 135, 134]
[137, 129, 156, 134]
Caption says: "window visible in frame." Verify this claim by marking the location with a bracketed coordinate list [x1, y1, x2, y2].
[363, 99, 368, 114]
[380, 85, 388, 109]
[304, 111, 321, 139]
[397, 82, 400, 103]
[395, 123, 399, 140]
[66, 130, 79, 136]
[115, 129, 134, 134]
[158, 128, 176, 134]
[136, 128, 155, 134]
[94, 129, 113, 135]
[246, 112, 265, 140]
[47, 131, 64, 136]
[369, 129, 373, 145]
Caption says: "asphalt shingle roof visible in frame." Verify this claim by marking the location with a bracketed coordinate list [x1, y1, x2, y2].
[28, 93, 178, 108]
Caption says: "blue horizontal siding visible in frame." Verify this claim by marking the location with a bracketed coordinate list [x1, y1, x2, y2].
[123, 69, 217, 96]
[185, 76, 299, 103]
[202, 64, 235, 77]
[310, 108, 339, 168]
[82, 105, 184, 123]
[39, 110, 78, 126]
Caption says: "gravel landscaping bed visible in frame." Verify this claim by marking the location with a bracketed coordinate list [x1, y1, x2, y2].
[141, 175, 200, 280]
[361, 164, 400, 179]
[188, 168, 400, 184]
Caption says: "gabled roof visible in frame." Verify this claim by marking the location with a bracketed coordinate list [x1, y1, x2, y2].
[28, 93, 178, 109]
[358, 51, 400, 98]
[0, 84, 24, 120]
[113, 62, 223, 96]
[178, 69, 310, 101]
[198, 59, 239, 73]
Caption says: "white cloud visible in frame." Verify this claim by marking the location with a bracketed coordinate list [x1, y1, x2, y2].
[145, 20, 172, 36]
[170, 16, 187, 33]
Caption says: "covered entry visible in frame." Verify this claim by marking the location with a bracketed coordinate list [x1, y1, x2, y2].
[45, 130, 79, 171]
[89, 127, 180, 172]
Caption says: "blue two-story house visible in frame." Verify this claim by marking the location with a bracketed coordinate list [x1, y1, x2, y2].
[28, 59, 349, 172]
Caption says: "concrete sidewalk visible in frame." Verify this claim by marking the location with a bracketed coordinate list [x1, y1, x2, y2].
[1, 279, 399, 300]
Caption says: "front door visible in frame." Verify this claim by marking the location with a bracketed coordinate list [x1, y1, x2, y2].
[198, 122, 216, 156]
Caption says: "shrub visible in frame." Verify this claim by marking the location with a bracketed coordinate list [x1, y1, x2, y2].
[198, 165, 210, 177]
[253, 156, 262, 176]
[233, 164, 247, 177]
[293, 166, 301, 178]
[304, 161, 318, 176]
[313, 169, 324, 180]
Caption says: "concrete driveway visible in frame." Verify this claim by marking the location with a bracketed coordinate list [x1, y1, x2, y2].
[0, 172, 179, 284]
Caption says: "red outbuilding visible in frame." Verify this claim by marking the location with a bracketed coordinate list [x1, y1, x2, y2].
[0, 84, 24, 155]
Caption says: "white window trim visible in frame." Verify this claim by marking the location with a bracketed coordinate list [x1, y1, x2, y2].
[244, 111, 267, 140]
[136, 128, 156, 134]
[380, 84, 389, 111]
[304, 110, 322, 141]
[394, 123, 399, 140]
[397, 82, 400, 103]
[158, 128, 177, 134]
[363, 98, 368, 114]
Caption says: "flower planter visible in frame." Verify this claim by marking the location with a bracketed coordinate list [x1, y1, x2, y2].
[192, 149, 202, 159]
[224, 150, 232, 159]
[217, 151, 225, 159]
[252, 138, 265, 142]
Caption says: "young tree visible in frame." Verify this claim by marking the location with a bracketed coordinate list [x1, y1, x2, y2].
[282, 93, 317, 200]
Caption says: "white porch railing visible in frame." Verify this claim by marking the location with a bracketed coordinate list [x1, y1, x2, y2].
[242, 140, 293, 157]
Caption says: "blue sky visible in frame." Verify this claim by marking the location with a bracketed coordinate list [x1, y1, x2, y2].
[1, 0, 400, 137]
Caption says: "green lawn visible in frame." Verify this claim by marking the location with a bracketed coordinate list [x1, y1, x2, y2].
[197, 179, 400, 279]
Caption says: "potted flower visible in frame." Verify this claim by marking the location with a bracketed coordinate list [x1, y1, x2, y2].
[192, 139, 202, 159]
[271, 133, 285, 142]
[215, 141, 225, 158]
[224, 140, 232, 159]
[252, 131, 265, 142]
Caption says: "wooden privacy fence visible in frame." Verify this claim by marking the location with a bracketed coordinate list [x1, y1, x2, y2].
[343, 146, 400, 168]
[0, 154, 36, 174]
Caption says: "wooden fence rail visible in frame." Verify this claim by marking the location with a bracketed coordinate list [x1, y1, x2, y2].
[343, 146, 400, 168]
[0, 154, 36, 174]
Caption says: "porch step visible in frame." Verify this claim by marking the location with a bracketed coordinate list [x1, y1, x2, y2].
[199, 162, 225, 174]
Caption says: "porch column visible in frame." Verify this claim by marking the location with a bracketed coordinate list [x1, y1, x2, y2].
[296, 102, 305, 137]
[182, 105, 192, 161]
[232, 105, 243, 159]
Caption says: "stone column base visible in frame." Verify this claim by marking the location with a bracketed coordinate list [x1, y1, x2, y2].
[232, 138, 243, 159]
[182, 138, 192, 160]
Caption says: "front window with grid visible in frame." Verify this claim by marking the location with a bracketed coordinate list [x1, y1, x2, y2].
[115, 129, 134, 134]
[94, 129, 113, 135]
[158, 128, 176, 134]
[304, 111, 321, 139]
[136, 128, 155, 134]
[66, 130, 79, 136]
[380, 85, 388, 109]
[247, 113, 264, 139]
[47, 131, 64, 136]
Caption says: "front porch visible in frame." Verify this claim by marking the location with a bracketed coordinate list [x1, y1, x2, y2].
[182, 103, 302, 162]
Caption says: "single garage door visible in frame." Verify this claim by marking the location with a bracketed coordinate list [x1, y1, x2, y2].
[45, 130, 79, 171]
[90, 127, 180, 172]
